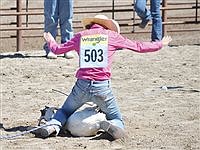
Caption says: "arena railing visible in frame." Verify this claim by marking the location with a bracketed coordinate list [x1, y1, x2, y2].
[0, 0, 199, 52]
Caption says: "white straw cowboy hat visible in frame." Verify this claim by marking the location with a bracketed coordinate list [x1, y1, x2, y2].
[82, 15, 120, 33]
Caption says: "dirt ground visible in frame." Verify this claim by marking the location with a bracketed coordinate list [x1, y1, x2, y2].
[0, 45, 200, 150]
[0, 0, 200, 150]
[0, 0, 200, 53]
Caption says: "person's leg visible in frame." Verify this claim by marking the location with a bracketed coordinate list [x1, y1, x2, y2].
[134, 0, 151, 28]
[150, 0, 162, 41]
[91, 81, 126, 139]
[59, 0, 74, 58]
[59, 0, 73, 44]
[52, 79, 91, 127]
[43, 0, 59, 55]
[94, 93, 124, 129]
[33, 79, 90, 138]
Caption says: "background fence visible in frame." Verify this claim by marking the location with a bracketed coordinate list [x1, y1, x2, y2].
[0, 0, 199, 52]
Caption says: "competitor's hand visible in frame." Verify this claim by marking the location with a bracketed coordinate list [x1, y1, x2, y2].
[162, 36, 172, 46]
[43, 32, 55, 43]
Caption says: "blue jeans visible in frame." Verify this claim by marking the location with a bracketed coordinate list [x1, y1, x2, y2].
[134, 0, 162, 41]
[49, 79, 124, 133]
[44, 0, 73, 54]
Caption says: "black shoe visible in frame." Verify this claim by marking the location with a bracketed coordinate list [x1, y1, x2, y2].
[139, 19, 150, 29]
[31, 125, 56, 138]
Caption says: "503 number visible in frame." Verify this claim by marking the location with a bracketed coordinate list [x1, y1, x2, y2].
[84, 49, 104, 62]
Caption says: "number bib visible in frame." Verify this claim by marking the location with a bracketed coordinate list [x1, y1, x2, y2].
[80, 34, 108, 68]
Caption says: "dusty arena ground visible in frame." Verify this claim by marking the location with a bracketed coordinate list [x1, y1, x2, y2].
[0, 0, 200, 150]
[0, 45, 200, 150]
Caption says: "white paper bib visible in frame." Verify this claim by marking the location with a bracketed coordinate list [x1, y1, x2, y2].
[80, 34, 108, 68]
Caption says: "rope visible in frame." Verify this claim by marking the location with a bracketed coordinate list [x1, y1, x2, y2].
[52, 89, 69, 96]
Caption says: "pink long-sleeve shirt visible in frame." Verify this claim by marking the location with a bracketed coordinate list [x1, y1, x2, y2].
[48, 24, 163, 81]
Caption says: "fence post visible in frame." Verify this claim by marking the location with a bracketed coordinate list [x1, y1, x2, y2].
[162, 0, 167, 37]
[112, 0, 115, 19]
[16, 0, 22, 52]
[132, 1, 136, 32]
[26, 0, 29, 27]
[195, 0, 198, 23]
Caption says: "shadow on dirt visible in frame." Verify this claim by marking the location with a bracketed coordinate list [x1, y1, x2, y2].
[0, 123, 113, 141]
[90, 132, 114, 141]
[0, 53, 45, 59]
[0, 123, 31, 132]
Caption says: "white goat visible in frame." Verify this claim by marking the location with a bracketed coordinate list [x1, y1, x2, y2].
[66, 102, 106, 137]
[39, 103, 106, 137]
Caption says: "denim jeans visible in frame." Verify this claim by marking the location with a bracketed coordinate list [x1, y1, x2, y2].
[134, 0, 162, 41]
[49, 79, 124, 133]
[44, 0, 73, 54]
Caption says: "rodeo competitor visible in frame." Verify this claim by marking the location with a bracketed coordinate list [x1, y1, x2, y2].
[32, 14, 172, 139]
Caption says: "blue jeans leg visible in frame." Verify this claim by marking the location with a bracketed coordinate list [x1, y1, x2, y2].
[51, 79, 124, 132]
[59, 0, 73, 43]
[44, 0, 59, 54]
[134, 0, 152, 21]
[53, 81, 89, 126]
[150, 0, 162, 41]
[92, 93, 124, 129]
[90, 81, 124, 129]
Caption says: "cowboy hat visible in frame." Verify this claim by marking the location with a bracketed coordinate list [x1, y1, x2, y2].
[82, 15, 120, 33]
